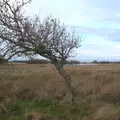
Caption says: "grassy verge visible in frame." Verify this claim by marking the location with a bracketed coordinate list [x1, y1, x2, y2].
[0, 100, 91, 120]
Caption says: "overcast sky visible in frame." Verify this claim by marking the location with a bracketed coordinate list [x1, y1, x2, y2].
[24, 0, 120, 62]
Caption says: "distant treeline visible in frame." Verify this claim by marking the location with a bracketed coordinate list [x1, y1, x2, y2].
[1, 56, 120, 64]
[26, 59, 50, 64]
[92, 60, 120, 64]
[65, 60, 81, 64]
[26, 59, 81, 64]
[0, 56, 8, 63]
[10, 59, 81, 64]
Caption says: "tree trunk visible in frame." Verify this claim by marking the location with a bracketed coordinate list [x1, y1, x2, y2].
[55, 64, 75, 103]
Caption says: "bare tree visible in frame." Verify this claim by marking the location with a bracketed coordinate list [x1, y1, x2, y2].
[34, 17, 80, 102]
[0, 0, 32, 58]
[0, 0, 80, 102]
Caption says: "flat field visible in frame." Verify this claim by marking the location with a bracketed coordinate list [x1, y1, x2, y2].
[0, 63, 120, 120]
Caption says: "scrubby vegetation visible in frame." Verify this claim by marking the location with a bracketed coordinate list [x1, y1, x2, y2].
[1, 64, 120, 120]
[0, 55, 8, 64]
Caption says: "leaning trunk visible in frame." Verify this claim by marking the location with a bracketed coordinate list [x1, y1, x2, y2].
[55, 64, 75, 103]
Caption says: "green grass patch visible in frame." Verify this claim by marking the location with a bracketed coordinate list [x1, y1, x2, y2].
[0, 100, 91, 120]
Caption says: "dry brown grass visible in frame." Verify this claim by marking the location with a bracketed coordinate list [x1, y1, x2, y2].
[0, 64, 67, 101]
[1, 63, 120, 119]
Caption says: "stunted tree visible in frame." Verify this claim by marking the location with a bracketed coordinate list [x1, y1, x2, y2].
[0, 0, 32, 58]
[0, 0, 80, 102]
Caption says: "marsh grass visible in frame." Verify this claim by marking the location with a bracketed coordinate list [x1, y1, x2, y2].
[1, 64, 120, 119]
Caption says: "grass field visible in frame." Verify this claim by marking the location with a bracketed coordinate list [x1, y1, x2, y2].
[1, 63, 120, 120]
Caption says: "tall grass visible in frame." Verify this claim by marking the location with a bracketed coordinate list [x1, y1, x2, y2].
[1, 64, 120, 119]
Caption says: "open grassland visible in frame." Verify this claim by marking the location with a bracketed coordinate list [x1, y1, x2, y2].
[1, 63, 120, 120]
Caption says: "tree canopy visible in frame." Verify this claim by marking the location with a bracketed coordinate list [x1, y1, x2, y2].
[0, 0, 80, 67]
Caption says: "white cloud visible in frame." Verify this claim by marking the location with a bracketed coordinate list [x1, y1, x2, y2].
[24, 0, 120, 61]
